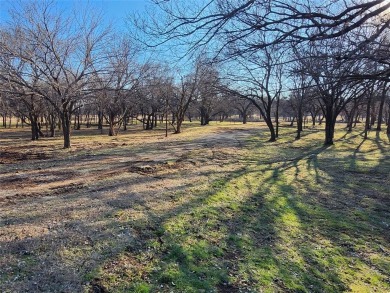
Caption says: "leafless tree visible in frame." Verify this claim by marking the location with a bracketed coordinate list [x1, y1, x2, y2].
[230, 95, 255, 124]
[0, 1, 111, 148]
[92, 38, 143, 136]
[137, 0, 389, 75]
[170, 63, 202, 133]
[296, 37, 370, 144]
[224, 45, 284, 141]
[288, 71, 313, 140]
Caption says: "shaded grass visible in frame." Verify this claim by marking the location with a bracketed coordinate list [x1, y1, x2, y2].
[86, 126, 389, 292]
[1, 123, 389, 292]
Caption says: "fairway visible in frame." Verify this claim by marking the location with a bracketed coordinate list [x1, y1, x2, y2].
[0, 123, 389, 293]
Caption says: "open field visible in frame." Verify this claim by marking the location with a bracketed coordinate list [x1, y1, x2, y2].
[0, 122, 389, 293]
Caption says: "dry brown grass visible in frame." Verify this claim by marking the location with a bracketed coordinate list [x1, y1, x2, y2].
[0, 122, 255, 292]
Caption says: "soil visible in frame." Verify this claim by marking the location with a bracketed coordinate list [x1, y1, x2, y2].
[0, 125, 256, 292]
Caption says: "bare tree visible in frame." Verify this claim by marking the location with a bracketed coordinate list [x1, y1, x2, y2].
[137, 0, 389, 78]
[296, 37, 370, 144]
[0, 1, 111, 148]
[92, 38, 143, 136]
[170, 62, 202, 133]
[288, 71, 313, 140]
[230, 95, 254, 124]
[225, 45, 283, 141]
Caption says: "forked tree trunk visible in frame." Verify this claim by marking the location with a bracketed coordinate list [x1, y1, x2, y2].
[242, 113, 247, 124]
[175, 117, 183, 134]
[289, 116, 295, 127]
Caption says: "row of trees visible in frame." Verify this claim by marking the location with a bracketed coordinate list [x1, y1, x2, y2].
[0, 58, 252, 137]
[136, 0, 390, 144]
[0, 2, 241, 147]
[1, 0, 390, 148]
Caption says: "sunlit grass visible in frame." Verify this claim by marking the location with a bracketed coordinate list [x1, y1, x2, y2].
[1, 122, 389, 292]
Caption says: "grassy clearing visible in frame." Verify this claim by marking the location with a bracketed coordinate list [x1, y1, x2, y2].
[0, 122, 389, 292]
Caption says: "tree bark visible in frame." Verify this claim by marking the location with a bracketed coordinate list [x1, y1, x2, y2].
[98, 111, 103, 130]
[387, 106, 390, 135]
[242, 113, 247, 124]
[296, 106, 303, 140]
[364, 97, 372, 139]
[61, 112, 71, 148]
[324, 105, 336, 145]
[275, 96, 280, 138]
[376, 84, 387, 131]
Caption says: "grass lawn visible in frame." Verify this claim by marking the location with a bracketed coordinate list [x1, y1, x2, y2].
[0, 122, 389, 292]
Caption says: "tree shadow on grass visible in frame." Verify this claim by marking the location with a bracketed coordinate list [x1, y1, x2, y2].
[1, 127, 388, 293]
[158, 134, 389, 292]
[116, 131, 389, 292]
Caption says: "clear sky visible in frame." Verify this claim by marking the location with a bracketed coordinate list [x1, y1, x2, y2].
[0, 0, 193, 71]
[0, 0, 148, 32]
[86, 0, 147, 32]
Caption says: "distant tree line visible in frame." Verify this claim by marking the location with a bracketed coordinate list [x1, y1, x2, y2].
[1, 0, 389, 148]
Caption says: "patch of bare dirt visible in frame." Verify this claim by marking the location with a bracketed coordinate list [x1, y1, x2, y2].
[0, 125, 256, 292]
[0, 150, 51, 164]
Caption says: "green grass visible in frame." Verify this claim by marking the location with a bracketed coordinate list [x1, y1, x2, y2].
[87, 125, 389, 292]
[1, 122, 389, 292]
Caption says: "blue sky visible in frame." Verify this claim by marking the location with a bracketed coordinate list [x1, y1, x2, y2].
[0, 0, 195, 71]
[0, 0, 148, 31]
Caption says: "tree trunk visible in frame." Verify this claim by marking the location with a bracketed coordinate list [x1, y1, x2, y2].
[98, 111, 103, 130]
[364, 97, 372, 139]
[145, 114, 153, 130]
[49, 114, 56, 137]
[319, 114, 324, 125]
[264, 116, 276, 142]
[200, 107, 210, 125]
[86, 113, 91, 128]
[387, 106, 390, 135]
[376, 85, 387, 131]
[108, 112, 117, 136]
[108, 122, 115, 136]
[123, 115, 127, 131]
[61, 112, 71, 148]
[289, 116, 295, 127]
[324, 105, 335, 145]
[242, 113, 247, 124]
[29, 113, 39, 140]
[296, 106, 303, 140]
[175, 118, 183, 134]
[311, 113, 316, 126]
[275, 96, 280, 138]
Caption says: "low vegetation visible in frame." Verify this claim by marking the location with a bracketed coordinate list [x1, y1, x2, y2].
[0, 122, 389, 292]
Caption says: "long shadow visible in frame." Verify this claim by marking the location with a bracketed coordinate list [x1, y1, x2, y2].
[1, 126, 389, 292]
[0, 161, 249, 292]
[120, 143, 344, 292]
